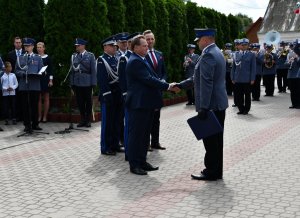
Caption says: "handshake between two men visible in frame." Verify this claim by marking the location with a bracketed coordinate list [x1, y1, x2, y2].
[166, 81, 208, 121]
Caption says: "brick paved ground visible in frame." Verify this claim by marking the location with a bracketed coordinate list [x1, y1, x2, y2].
[0, 88, 300, 218]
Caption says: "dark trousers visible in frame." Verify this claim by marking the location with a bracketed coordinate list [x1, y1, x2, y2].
[2, 95, 16, 120]
[186, 89, 194, 104]
[74, 86, 92, 122]
[263, 74, 275, 96]
[150, 109, 160, 145]
[127, 108, 154, 168]
[226, 71, 233, 95]
[276, 68, 288, 92]
[100, 91, 123, 153]
[252, 75, 262, 100]
[202, 110, 225, 179]
[16, 89, 23, 121]
[235, 83, 251, 113]
[289, 78, 300, 107]
[232, 84, 238, 105]
[21, 91, 39, 128]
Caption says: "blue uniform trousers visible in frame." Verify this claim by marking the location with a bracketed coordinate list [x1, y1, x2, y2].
[263, 74, 275, 96]
[251, 75, 262, 100]
[202, 110, 226, 179]
[289, 78, 300, 107]
[127, 108, 154, 169]
[235, 83, 251, 113]
[100, 89, 122, 153]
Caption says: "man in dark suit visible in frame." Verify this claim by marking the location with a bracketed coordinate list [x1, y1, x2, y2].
[6, 36, 25, 121]
[125, 35, 178, 175]
[143, 30, 167, 150]
[176, 28, 228, 181]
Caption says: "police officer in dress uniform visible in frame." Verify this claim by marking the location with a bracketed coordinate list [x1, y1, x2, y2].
[176, 28, 228, 180]
[288, 40, 300, 108]
[117, 32, 142, 159]
[231, 38, 256, 115]
[232, 39, 242, 107]
[97, 36, 123, 155]
[276, 41, 289, 93]
[223, 43, 234, 96]
[183, 44, 199, 105]
[251, 43, 264, 101]
[262, 44, 278, 97]
[144, 29, 167, 150]
[69, 38, 97, 128]
[115, 32, 129, 60]
[115, 32, 130, 149]
[15, 38, 43, 133]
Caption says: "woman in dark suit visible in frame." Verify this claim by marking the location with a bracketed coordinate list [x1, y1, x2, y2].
[37, 42, 53, 123]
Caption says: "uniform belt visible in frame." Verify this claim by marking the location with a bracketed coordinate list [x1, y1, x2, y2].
[75, 70, 90, 74]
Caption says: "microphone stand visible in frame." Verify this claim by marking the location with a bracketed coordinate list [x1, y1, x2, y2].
[54, 63, 88, 134]
[18, 53, 49, 137]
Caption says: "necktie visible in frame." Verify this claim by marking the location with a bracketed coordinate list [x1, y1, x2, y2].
[150, 50, 158, 69]
[17, 50, 21, 57]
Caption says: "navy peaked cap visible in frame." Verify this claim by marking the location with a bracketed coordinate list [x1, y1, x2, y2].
[194, 28, 216, 41]
[102, 36, 117, 46]
[75, 38, 87, 45]
[23, 38, 35, 46]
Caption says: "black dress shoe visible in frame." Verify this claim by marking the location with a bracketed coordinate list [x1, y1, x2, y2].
[77, 122, 86, 127]
[32, 126, 43, 130]
[24, 126, 33, 133]
[114, 147, 125, 153]
[232, 104, 237, 107]
[151, 143, 166, 150]
[186, 102, 193, 106]
[85, 122, 91, 127]
[237, 111, 244, 115]
[142, 162, 159, 171]
[130, 167, 148, 175]
[101, 150, 116, 156]
[243, 111, 248, 115]
[0, 127, 3, 131]
[191, 173, 217, 181]
[289, 106, 295, 109]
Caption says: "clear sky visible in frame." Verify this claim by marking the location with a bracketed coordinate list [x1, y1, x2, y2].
[191, 0, 270, 21]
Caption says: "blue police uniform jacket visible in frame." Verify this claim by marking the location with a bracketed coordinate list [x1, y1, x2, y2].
[15, 53, 43, 91]
[69, 51, 97, 87]
[262, 53, 278, 75]
[117, 51, 132, 96]
[276, 50, 289, 69]
[194, 43, 228, 111]
[184, 53, 200, 78]
[288, 58, 300, 78]
[97, 53, 121, 103]
[145, 49, 167, 81]
[255, 52, 264, 76]
[125, 53, 169, 109]
[180, 44, 228, 111]
[231, 51, 256, 82]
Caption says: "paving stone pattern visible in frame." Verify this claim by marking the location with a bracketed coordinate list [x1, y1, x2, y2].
[0, 90, 299, 217]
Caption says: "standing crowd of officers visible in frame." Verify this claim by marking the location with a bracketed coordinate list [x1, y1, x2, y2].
[218, 38, 300, 114]
[68, 30, 168, 159]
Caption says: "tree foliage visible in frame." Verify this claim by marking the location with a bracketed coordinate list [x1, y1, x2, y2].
[44, 0, 110, 96]
[0, 0, 44, 57]
[107, 0, 126, 33]
[0, 0, 252, 96]
[124, 0, 143, 33]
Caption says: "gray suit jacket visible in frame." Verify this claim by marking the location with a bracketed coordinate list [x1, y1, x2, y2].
[180, 43, 228, 111]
